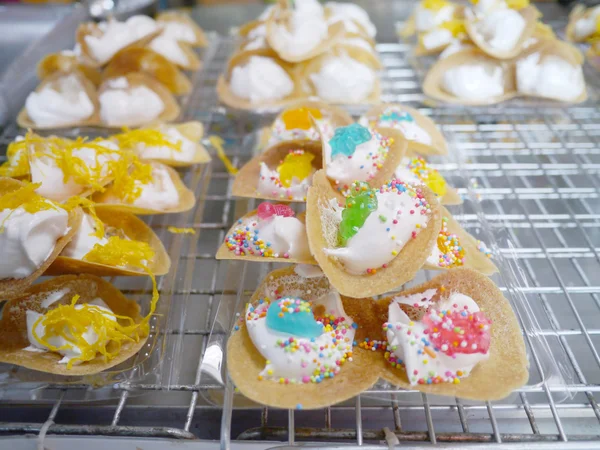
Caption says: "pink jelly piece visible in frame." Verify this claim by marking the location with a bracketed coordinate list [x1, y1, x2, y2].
[257, 202, 295, 219]
[423, 309, 491, 356]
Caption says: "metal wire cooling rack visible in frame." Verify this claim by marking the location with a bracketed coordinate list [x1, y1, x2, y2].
[2, 24, 600, 450]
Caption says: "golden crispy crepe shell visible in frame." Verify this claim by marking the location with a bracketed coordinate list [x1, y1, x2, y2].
[156, 11, 208, 47]
[17, 71, 101, 130]
[566, 4, 590, 43]
[238, 20, 266, 39]
[47, 209, 171, 277]
[0, 275, 147, 376]
[152, 39, 203, 71]
[423, 206, 498, 275]
[399, 13, 416, 39]
[37, 53, 102, 87]
[465, 6, 538, 59]
[440, 186, 462, 205]
[103, 47, 192, 96]
[227, 266, 379, 409]
[216, 210, 316, 265]
[306, 170, 442, 298]
[258, 99, 354, 150]
[299, 50, 382, 104]
[363, 104, 448, 156]
[265, 6, 345, 63]
[135, 121, 211, 167]
[0, 178, 82, 300]
[217, 49, 304, 111]
[344, 268, 528, 400]
[423, 49, 517, 106]
[232, 139, 322, 202]
[516, 40, 588, 104]
[92, 163, 195, 215]
[76, 21, 161, 68]
[97, 72, 180, 128]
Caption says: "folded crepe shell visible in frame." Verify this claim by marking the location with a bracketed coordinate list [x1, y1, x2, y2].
[423, 206, 498, 275]
[344, 268, 528, 400]
[299, 49, 381, 104]
[465, 6, 537, 59]
[319, 126, 408, 195]
[37, 53, 102, 87]
[238, 20, 266, 39]
[98, 72, 180, 128]
[92, 163, 195, 215]
[333, 40, 382, 68]
[423, 48, 517, 106]
[232, 139, 322, 202]
[0, 274, 147, 376]
[77, 21, 161, 68]
[217, 49, 304, 111]
[46, 209, 170, 277]
[362, 104, 448, 156]
[306, 170, 442, 298]
[216, 210, 316, 265]
[0, 178, 82, 300]
[516, 39, 587, 103]
[566, 4, 593, 43]
[265, 3, 345, 63]
[103, 47, 192, 96]
[257, 99, 354, 150]
[149, 37, 202, 71]
[227, 265, 379, 409]
[17, 70, 100, 130]
[156, 11, 208, 47]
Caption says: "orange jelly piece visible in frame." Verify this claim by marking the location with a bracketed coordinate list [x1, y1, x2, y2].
[281, 107, 323, 131]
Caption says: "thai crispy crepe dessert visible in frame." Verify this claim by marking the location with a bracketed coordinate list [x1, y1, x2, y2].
[0, 275, 150, 376]
[0, 178, 82, 300]
[156, 11, 208, 47]
[37, 53, 102, 87]
[306, 170, 442, 298]
[227, 265, 379, 409]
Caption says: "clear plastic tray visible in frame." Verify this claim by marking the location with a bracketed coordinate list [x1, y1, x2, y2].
[0, 8, 218, 402]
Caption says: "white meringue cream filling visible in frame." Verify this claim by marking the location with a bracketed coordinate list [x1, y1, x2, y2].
[310, 56, 375, 103]
[99, 77, 164, 127]
[230, 56, 294, 103]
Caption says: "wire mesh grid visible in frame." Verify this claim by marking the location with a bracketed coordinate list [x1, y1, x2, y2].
[1, 30, 600, 448]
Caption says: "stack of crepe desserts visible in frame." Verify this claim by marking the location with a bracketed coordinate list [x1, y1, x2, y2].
[566, 4, 600, 71]
[0, 118, 209, 375]
[219, 101, 528, 409]
[21, 12, 208, 130]
[217, 0, 382, 110]
[401, 0, 587, 105]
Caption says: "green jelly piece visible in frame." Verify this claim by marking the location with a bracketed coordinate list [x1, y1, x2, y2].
[338, 183, 378, 246]
[266, 298, 323, 339]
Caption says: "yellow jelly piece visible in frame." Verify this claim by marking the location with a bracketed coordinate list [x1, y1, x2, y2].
[32, 294, 147, 370]
[440, 20, 466, 37]
[506, 0, 529, 9]
[422, 0, 450, 11]
[276, 151, 315, 188]
[426, 170, 448, 197]
[281, 107, 323, 131]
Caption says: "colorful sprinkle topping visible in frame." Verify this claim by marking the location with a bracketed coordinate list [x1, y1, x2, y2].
[406, 157, 447, 198]
[266, 297, 323, 338]
[329, 123, 372, 159]
[276, 150, 314, 188]
[257, 202, 295, 219]
[477, 240, 493, 258]
[224, 218, 285, 258]
[281, 107, 322, 130]
[338, 182, 378, 246]
[434, 217, 465, 268]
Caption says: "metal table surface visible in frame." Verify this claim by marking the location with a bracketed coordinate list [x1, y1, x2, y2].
[2, 1, 600, 449]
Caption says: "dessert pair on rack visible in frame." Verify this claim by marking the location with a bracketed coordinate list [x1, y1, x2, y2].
[403, 0, 586, 104]
[22, 12, 207, 129]
[221, 101, 527, 409]
[218, 0, 381, 109]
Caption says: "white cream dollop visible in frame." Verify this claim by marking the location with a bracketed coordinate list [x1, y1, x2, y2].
[25, 299, 116, 365]
[574, 7, 600, 40]
[25, 74, 94, 128]
[442, 64, 504, 100]
[439, 40, 475, 59]
[230, 56, 294, 103]
[85, 15, 159, 64]
[149, 35, 189, 66]
[267, 117, 333, 147]
[131, 164, 180, 211]
[471, 9, 525, 52]
[326, 1, 376, 37]
[360, 108, 432, 146]
[324, 187, 431, 274]
[245, 291, 355, 383]
[257, 162, 314, 201]
[160, 20, 196, 43]
[99, 77, 165, 127]
[310, 56, 375, 103]
[62, 213, 108, 260]
[386, 291, 490, 385]
[415, 3, 456, 32]
[135, 126, 197, 162]
[516, 52, 585, 102]
[0, 204, 69, 280]
[325, 128, 389, 185]
[394, 157, 423, 185]
[421, 28, 453, 50]
[341, 37, 375, 53]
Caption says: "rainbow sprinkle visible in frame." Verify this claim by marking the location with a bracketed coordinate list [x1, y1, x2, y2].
[434, 217, 465, 268]
[224, 218, 289, 258]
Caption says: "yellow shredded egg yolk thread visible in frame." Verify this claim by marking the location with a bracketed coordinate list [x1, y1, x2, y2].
[167, 226, 196, 234]
[422, 0, 450, 11]
[0, 182, 59, 215]
[112, 128, 182, 153]
[32, 294, 147, 370]
[62, 195, 105, 239]
[106, 156, 154, 204]
[505, 0, 529, 9]
[0, 140, 31, 177]
[440, 20, 466, 37]
[208, 135, 238, 175]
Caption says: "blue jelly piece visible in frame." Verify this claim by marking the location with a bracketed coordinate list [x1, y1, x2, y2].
[380, 110, 414, 123]
[266, 298, 323, 338]
[329, 123, 372, 159]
